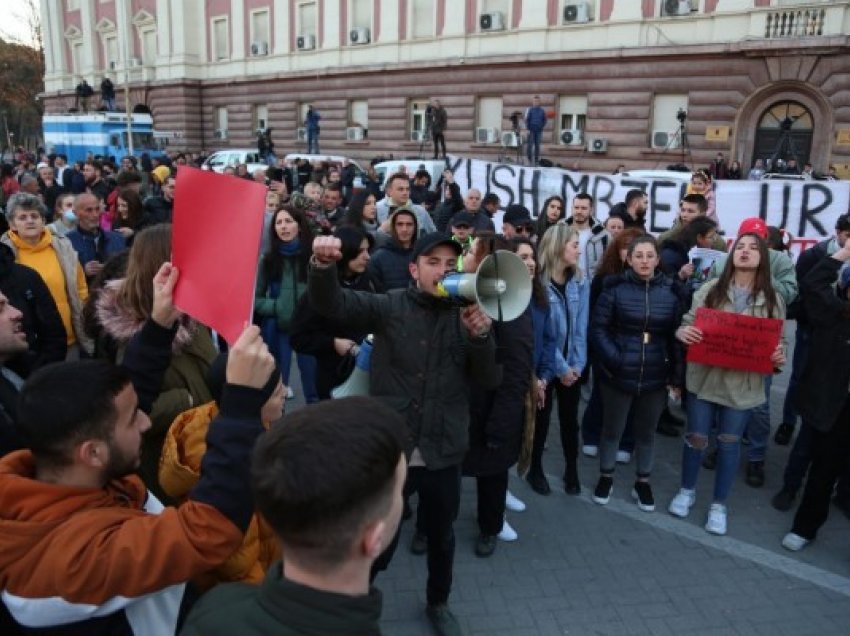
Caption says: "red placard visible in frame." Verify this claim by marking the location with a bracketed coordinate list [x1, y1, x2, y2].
[686, 307, 783, 374]
[172, 166, 266, 344]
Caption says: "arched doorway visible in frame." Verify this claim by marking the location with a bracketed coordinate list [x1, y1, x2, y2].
[752, 101, 813, 170]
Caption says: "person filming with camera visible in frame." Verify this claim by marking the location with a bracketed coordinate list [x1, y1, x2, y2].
[309, 232, 501, 635]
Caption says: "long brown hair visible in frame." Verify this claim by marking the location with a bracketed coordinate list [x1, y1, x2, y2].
[704, 233, 779, 318]
[512, 236, 548, 308]
[118, 224, 172, 321]
[113, 188, 145, 230]
[595, 228, 643, 279]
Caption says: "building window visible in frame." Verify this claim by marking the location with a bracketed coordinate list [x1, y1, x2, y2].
[71, 41, 84, 75]
[67, 0, 80, 10]
[254, 104, 269, 132]
[477, 96, 503, 132]
[349, 100, 369, 137]
[409, 99, 431, 138]
[212, 16, 229, 61]
[557, 95, 588, 142]
[103, 34, 119, 70]
[480, 0, 510, 30]
[411, 0, 435, 39]
[651, 94, 688, 144]
[140, 28, 157, 65]
[298, 1, 318, 38]
[215, 107, 229, 138]
[250, 9, 271, 48]
[351, 0, 372, 30]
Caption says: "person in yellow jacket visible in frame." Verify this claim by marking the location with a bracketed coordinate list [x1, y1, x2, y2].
[1, 192, 93, 355]
[159, 351, 286, 589]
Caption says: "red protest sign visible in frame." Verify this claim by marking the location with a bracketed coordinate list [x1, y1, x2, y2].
[686, 307, 783, 374]
[172, 166, 266, 344]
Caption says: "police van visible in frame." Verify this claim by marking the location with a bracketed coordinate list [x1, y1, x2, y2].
[42, 112, 169, 163]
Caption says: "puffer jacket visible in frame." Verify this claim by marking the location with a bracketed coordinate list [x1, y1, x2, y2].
[159, 402, 280, 589]
[254, 252, 307, 332]
[681, 278, 785, 410]
[539, 273, 590, 383]
[367, 239, 414, 291]
[591, 269, 685, 395]
[308, 262, 502, 470]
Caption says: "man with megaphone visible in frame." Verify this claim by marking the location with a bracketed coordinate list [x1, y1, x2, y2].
[309, 232, 502, 636]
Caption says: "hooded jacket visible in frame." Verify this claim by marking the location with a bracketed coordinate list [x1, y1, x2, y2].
[564, 217, 608, 279]
[368, 210, 419, 291]
[158, 402, 280, 588]
[1, 229, 91, 352]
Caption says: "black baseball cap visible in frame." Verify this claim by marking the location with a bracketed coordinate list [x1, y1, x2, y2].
[411, 232, 463, 261]
[503, 204, 532, 227]
[450, 211, 475, 228]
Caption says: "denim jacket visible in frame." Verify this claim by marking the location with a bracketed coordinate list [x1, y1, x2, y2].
[530, 301, 556, 381]
[541, 274, 589, 383]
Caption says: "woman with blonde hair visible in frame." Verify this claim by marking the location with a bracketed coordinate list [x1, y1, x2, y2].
[92, 224, 216, 498]
[1, 192, 91, 355]
[526, 223, 590, 496]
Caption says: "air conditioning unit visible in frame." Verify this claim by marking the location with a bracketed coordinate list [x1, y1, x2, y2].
[213, 129, 227, 140]
[476, 127, 499, 144]
[564, 2, 591, 24]
[662, 0, 693, 17]
[296, 127, 307, 141]
[410, 130, 425, 142]
[296, 34, 316, 50]
[501, 131, 520, 148]
[130, 57, 143, 67]
[480, 12, 505, 32]
[559, 128, 583, 146]
[108, 61, 118, 71]
[346, 126, 365, 141]
[652, 130, 679, 149]
[589, 137, 608, 153]
[349, 27, 370, 45]
[250, 40, 269, 56]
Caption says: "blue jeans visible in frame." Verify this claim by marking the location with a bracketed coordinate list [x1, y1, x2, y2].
[274, 331, 318, 403]
[526, 130, 542, 164]
[746, 375, 772, 462]
[683, 393, 752, 502]
[307, 131, 320, 154]
[780, 325, 810, 429]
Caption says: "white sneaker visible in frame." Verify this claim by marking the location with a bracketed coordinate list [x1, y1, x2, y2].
[582, 444, 598, 458]
[615, 450, 632, 464]
[498, 518, 518, 542]
[668, 488, 696, 518]
[285, 386, 295, 399]
[705, 503, 727, 535]
[781, 532, 810, 552]
[505, 490, 526, 512]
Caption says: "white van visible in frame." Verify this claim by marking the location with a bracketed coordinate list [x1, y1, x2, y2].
[374, 159, 446, 191]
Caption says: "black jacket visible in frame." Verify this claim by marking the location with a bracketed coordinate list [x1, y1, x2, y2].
[290, 271, 382, 400]
[795, 256, 850, 432]
[787, 239, 830, 323]
[591, 270, 685, 394]
[143, 195, 173, 224]
[367, 240, 413, 291]
[309, 262, 501, 469]
[463, 309, 533, 477]
[0, 244, 67, 376]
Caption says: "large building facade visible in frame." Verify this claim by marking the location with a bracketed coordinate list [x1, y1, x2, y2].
[40, 0, 850, 173]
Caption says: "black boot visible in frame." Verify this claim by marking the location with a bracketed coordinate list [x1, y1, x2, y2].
[526, 467, 550, 495]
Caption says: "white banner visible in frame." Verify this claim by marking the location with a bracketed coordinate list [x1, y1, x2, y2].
[446, 156, 850, 249]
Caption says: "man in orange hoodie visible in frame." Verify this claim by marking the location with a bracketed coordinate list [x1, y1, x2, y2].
[0, 263, 280, 635]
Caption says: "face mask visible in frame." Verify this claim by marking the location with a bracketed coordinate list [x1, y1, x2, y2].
[63, 210, 77, 222]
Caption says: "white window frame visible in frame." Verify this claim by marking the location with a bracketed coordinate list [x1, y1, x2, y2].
[349, 0, 373, 32]
[254, 104, 270, 132]
[409, 0, 436, 39]
[556, 95, 588, 141]
[349, 99, 369, 135]
[132, 10, 158, 66]
[410, 98, 431, 136]
[297, 1, 318, 39]
[651, 94, 689, 140]
[250, 9, 271, 48]
[211, 15, 230, 61]
[476, 96, 503, 131]
[215, 107, 229, 137]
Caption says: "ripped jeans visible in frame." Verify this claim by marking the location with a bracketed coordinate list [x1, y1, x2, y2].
[681, 393, 753, 503]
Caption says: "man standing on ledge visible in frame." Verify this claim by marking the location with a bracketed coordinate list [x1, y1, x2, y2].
[309, 233, 502, 636]
[525, 95, 547, 166]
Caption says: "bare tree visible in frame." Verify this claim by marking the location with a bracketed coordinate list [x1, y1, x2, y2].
[0, 0, 43, 53]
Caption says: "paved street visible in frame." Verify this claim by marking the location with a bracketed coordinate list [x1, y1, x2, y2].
[285, 322, 850, 635]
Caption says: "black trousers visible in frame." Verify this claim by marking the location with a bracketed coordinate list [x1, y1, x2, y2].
[372, 464, 461, 605]
[791, 395, 850, 540]
[531, 381, 581, 476]
[433, 133, 446, 159]
[476, 471, 508, 536]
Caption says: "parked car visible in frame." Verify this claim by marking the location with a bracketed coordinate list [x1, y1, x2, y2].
[201, 149, 267, 173]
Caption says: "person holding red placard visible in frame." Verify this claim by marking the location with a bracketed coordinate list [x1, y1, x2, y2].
[671, 233, 785, 535]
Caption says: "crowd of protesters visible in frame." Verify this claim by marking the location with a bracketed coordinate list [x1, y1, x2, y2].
[0, 143, 847, 635]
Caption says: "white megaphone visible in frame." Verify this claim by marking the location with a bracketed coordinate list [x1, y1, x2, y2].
[331, 335, 373, 399]
[436, 250, 532, 322]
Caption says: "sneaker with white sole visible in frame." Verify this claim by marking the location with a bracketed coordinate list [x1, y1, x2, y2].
[781, 532, 810, 552]
[505, 490, 526, 512]
[705, 503, 727, 535]
[615, 450, 632, 464]
[285, 386, 295, 399]
[592, 475, 613, 505]
[668, 488, 696, 518]
[631, 481, 655, 512]
[582, 444, 598, 458]
[498, 518, 518, 542]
